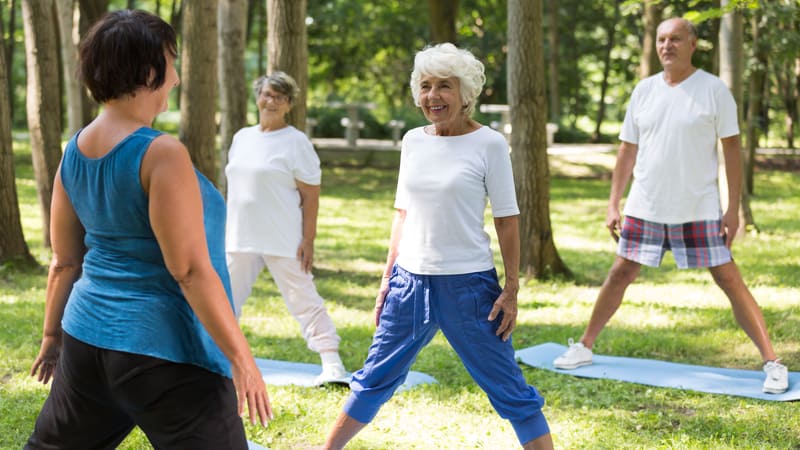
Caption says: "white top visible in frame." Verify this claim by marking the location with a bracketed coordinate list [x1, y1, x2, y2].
[394, 126, 520, 275]
[619, 69, 740, 223]
[225, 125, 321, 257]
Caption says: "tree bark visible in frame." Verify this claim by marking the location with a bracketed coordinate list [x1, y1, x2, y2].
[22, 0, 63, 248]
[745, 11, 766, 196]
[267, 0, 308, 132]
[217, 0, 247, 192]
[639, 0, 662, 80]
[56, 0, 83, 136]
[719, 2, 756, 235]
[77, 0, 107, 124]
[3, 0, 17, 124]
[428, 0, 459, 44]
[508, 0, 570, 279]
[179, 0, 219, 183]
[0, 22, 35, 266]
[546, 0, 559, 123]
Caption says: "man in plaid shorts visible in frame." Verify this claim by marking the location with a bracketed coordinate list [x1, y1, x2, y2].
[553, 17, 789, 394]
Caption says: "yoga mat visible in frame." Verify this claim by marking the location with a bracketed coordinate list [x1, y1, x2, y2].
[515, 342, 800, 401]
[255, 358, 437, 392]
[247, 441, 269, 450]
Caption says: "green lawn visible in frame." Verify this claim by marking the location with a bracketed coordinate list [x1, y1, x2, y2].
[2, 141, 799, 449]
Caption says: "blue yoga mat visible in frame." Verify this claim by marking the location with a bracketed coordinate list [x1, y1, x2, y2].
[515, 342, 800, 401]
[255, 358, 437, 392]
[247, 441, 269, 450]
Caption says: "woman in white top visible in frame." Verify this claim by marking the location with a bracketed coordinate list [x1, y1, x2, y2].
[225, 71, 347, 385]
[322, 44, 553, 450]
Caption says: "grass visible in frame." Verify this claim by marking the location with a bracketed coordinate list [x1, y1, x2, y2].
[2, 138, 799, 449]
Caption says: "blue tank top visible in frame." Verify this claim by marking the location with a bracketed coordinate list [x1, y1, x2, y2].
[60, 127, 233, 378]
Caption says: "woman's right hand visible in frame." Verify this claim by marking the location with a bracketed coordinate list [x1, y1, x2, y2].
[374, 276, 390, 327]
[231, 359, 274, 427]
[30, 334, 62, 385]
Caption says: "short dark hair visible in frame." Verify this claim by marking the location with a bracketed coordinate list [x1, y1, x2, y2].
[79, 9, 177, 103]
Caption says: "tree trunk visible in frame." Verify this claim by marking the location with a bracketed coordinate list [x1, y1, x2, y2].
[508, 0, 570, 279]
[3, 0, 18, 124]
[179, 0, 219, 183]
[0, 24, 36, 266]
[428, 0, 459, 44]
[22, 0, 63, 248]
[591, 0, 620, 143]
[56, 0, 83, 136]
[719, 2, 756, 235]
[639, 0, 662, 80]
[745, 11, 766, 196]
[546, 0, 559, 123]
[217, 0, 247, 192]
[267, 0, 308, 132]
[78, 0, 107, 124]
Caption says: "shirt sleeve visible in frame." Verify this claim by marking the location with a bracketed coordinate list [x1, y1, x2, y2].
[619, 82, 642, 145]
[716, 81, 740, 139]
[485, 134, 519, 218]
[291, 132, 322, 185]
[393, 134, 409, 210]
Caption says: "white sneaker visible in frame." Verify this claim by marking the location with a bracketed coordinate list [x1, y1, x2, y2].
[762, 360, 788, 394]
[313, 363, 351, 386]
[553, 338, 593, 370]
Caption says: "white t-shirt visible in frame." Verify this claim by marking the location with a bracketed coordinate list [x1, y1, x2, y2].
[394, 126, 520, 275]
[619, 69, 740, 224]
[225, 125, 321, 257]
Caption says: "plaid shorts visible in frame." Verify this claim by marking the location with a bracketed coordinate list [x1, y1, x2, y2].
[617, 216, 732, 268]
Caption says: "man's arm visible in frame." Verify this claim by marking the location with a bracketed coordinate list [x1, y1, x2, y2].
[720, 134, 743, 247]
[607, 141, 638, 241]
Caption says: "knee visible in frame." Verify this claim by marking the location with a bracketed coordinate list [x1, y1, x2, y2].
[606, 260, 639, 286]
[710, 263, 742, 290]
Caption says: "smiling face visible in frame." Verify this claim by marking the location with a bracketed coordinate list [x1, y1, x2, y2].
[256, 84, 291, 120]
[656, 18, 697, 72]
[418, 75, 465, 127]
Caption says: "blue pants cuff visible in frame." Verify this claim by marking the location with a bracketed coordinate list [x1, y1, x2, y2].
[342, 392, 379, 424]
[512, 410, 550, 445]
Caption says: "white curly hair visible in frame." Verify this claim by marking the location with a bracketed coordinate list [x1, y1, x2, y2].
[409, 43, 486, 117]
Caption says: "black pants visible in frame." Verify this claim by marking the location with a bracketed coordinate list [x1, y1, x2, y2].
[26, 333, 247, 450]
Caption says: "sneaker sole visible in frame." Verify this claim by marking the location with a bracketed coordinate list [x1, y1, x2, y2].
[553, 360, 592, 370]
[762, 386, 788, 394]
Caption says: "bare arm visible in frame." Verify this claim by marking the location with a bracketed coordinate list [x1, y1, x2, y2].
[720, 134, 743, 247]
[489, 215, 520, 342]
[30, 167, 86, 384]
[142, 136, 272, 426]
[296, 181, 320, 273]
[607, 141, 638, 241]
[375, 209, 406, 326]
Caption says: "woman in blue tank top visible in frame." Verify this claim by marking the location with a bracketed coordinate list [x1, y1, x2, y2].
[26, 10, 272, 449]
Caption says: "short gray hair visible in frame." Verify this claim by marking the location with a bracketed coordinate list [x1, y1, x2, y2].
[252, 71, 300, 105]
[409, 43, 486, 117]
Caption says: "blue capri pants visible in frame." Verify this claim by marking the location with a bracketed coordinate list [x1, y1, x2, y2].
[344, 265, 550, 445]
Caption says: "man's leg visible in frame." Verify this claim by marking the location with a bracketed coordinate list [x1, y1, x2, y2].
[579, 256, 642, 349]
[708, 261, 777, 361]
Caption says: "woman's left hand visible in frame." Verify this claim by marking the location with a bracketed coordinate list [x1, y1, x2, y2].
[30, 334, 62, 384]
[488, 288, 518, 342]
[297, 238, 314, 273]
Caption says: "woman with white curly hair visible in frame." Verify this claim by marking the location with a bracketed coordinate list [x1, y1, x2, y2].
[322, 43, 553, 450]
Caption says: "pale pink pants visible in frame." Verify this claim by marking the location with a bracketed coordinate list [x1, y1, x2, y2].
[226, 252, 341, 352]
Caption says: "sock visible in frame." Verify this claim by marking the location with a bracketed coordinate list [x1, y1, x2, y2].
[320, 351, 343, 367]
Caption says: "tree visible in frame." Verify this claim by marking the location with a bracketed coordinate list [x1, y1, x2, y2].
[507, 0, 570, 279]
[22, 0, 62, 247]
[745, 9, 767, 195]
[428, 0, 458, 44]
[217, 0, 247, 190]
[591, 0, 621, 143]
[78, 0, 108, 125]
[267, 0, 308, 132]
[2, 0, 18, 124]
[0, 23, 35, 266]
[545, 1, 559, 123]
[718, 0, 756, 235]
[639, 0, 662, 79]
[179, 0, 219, 183]
[56, 0, 83, 136]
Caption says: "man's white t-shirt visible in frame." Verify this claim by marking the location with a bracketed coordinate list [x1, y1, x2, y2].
[619, 69, 740, 224]
[225, 125, 321, 257]
[394, 126, 520, 275]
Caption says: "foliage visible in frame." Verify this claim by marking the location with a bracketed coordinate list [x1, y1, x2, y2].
[3, 138, 800, 448]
